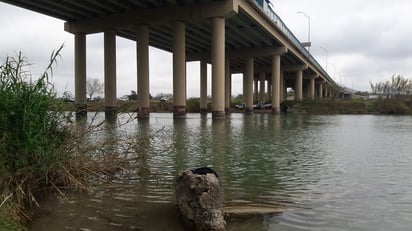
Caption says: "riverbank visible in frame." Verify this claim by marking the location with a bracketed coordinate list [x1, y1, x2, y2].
[288, 98, 412, 115]
[61, 98, 412, 115]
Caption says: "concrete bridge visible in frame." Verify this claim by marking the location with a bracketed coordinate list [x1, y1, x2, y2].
[2, 0, 349, 118]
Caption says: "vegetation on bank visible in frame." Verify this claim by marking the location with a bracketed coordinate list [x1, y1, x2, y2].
[0, 49, 120, 230]
[286, 98, 412, 115]
[0, 49, 71, 230]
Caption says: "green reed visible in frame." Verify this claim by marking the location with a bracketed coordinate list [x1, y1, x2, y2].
[0, 46, 75, 228]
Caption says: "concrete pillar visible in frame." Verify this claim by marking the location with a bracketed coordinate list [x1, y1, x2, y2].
[74, 32, 87, 115]
[324, 86, 329, 98]
[136, 25, 150, 118]
[319, 83, 324, 99]
[259, 72, 265, 103]
[280, 72, 284, 102]
[253, 79, 258, 103]
[271, 55, 281, 113]
[104, 30, 117, 112]
[267, 80, 272, 103]
[200, 60, 208, 114]
[303, 80, 310, 99]
[173, 21, 186, 118]
[309, 77, 315, 100]
[245, 57, 254, 113]
[225, 59, 231, 113]
[295, 70, 303, 101]
[211, 17, 225, 118]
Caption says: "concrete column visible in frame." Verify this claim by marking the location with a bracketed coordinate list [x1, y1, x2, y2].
[324, 86, 329, 98]
[309, 77, 315, 100]
[280, 72, 284, 102]
[104, 30, 117, 112]
[295, 70, 303, 101]
[319, 83, 324, 99]
[267, 80, 272, 103]
[136, 25, 150, 118]
[211, 17, 225, 118]
[254, 79, 258, 103]
[200, 60, 208, 114]
[245, 57, 254, 113]
[271, 55, 281, 113]
[74, 32, 87, 115]
[225, 59, 231, 113]
[259, 72, 265, 103]
[173, 21, 186, 118]
[303, 80, 310, 99]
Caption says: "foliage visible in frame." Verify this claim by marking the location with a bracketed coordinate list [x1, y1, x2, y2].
[370, 99, 412, 115]
[128, 90, 137, 100]
[370, 74, 412, 99]
[86, 78, 104, 100]
[0, 46, 80, 227]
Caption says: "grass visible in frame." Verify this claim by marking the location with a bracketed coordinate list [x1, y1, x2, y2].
[0, 48, 168, 229]
[0, 47, 116, 229]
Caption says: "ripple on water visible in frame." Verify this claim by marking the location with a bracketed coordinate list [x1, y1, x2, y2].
[30, 114, 412, 231]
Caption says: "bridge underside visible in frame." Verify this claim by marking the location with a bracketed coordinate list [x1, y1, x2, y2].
[1, 0, 345, 118]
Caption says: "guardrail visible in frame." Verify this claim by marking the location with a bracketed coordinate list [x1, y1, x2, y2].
[253, 0, 344, 91]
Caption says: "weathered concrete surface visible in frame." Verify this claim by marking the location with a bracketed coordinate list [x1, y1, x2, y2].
[176, 168, 225, 231]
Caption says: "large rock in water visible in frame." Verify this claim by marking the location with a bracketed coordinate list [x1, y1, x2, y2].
[175, 168, 225, 231]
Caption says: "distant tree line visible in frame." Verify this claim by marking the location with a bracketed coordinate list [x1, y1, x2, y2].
[370, 74, 412, 99]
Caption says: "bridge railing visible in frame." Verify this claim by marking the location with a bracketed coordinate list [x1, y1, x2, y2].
[253, 0, 342, 90]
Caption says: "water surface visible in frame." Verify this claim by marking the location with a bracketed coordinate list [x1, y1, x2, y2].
[31, 113, 412, 230]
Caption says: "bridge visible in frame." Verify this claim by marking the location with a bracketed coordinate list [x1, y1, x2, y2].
[1, 0, 350, 118]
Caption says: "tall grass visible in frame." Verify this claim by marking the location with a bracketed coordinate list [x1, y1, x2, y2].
[0, 46, 81, 228]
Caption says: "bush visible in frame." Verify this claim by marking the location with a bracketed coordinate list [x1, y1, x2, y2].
[0, 47, 75, 227]
[371, 99, 412, 114]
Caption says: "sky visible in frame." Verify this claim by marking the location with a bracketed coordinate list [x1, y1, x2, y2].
[1, 0, 412, 98]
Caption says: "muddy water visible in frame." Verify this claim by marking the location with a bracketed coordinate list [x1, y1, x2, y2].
[31, 113, 412, 230]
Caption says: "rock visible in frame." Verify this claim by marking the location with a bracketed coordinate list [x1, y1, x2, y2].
[176, 168, 225, 231]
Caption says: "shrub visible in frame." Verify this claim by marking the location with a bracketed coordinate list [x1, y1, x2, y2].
[371, 99, 412, 114]
[0, 46, 76, 226]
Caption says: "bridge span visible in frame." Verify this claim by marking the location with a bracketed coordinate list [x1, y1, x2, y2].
[1, 0, 349, 118]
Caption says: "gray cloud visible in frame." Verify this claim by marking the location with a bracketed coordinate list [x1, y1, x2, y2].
[1, 0, 412, 96]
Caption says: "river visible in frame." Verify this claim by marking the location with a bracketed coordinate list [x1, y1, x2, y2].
[30, 113, 412, 230]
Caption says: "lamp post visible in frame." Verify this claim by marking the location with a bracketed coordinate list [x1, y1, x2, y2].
[319, 46, 328, 73]
[297, 11, 311, 52]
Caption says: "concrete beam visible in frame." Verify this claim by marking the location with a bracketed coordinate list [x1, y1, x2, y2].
[282, 64, 308, 72]
[186, 46, 287, 62]
[65, 0, 239, 34]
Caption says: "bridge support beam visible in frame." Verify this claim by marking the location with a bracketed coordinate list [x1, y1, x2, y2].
[280, 72, 285, 102]
[173, 21, 187, 118]
[309, 77, 315, 100]
[245, 57, 254, 113]
[318, 82, 323, 99]
[211, 17, 226, 119]
[136, 25, 150, 118]
[200, 60, 208, 114]
[295, 70, 303, 101]
[259, 72, 265, 103]
[104, 30, 117, 113]
[271, 55, 281, 113]
[225, 59, 231, 113]
[254, 79, 258, 103]
[74, 32, 87, 116]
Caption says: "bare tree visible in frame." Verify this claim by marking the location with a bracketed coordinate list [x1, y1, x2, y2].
[87, 78, 104, 100]
[370, 74, 412, 99]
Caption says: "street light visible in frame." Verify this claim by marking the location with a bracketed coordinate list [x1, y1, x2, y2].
[319, 46, 328, 73]
[297, 11, 311, 52]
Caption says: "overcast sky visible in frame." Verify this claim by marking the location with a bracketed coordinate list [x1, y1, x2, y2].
[1, 0, 412, 98]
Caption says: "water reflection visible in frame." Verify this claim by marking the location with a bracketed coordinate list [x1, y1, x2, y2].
[30, 114, 412, 231]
